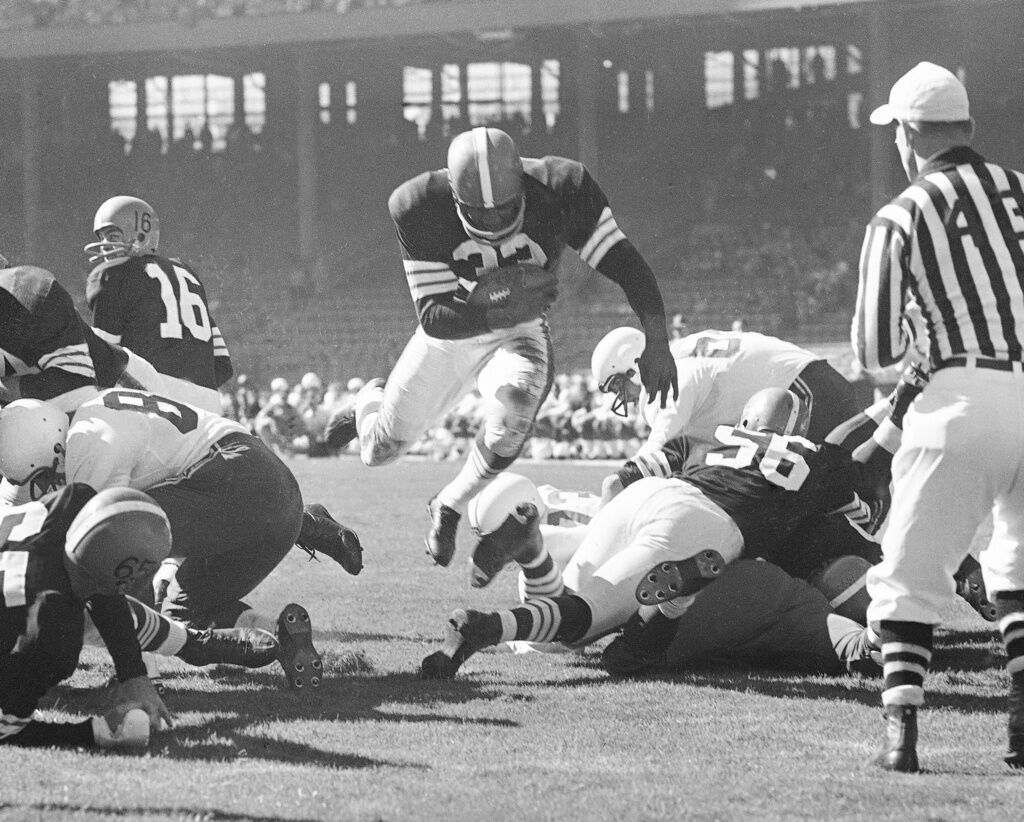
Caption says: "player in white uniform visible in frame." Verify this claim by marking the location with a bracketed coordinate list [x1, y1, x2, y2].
[0, 390, 346, 689]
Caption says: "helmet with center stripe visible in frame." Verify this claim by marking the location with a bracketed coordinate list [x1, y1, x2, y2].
[447, 127, 525, 246]
[738, 387, 810, 438]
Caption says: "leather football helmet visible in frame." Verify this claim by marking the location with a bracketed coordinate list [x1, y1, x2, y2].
[64, 487, 172, 598]
[591, 327, 646, 417]
[85, 195, 160, 263]
[0, 399, 68, 498]
[447, 127, 525, 245]
[738, 387, 810, 438]
[467, 472, 547, 537]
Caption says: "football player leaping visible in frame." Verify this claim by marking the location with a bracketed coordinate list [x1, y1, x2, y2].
[84, 196, 232, 415]
[0, 390, 364, 690]
[326, 126, 677, 567]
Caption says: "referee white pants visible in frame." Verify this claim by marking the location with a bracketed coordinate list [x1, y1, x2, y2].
[867, 366, 1024, 625]
[562, 477, 744, 646]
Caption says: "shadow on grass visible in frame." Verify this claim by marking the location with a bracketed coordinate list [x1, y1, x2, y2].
[50, 666, 518, 768]
[12, 804, 319, 822]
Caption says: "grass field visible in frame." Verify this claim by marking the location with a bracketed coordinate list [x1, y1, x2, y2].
[1, 457, 1019, 822]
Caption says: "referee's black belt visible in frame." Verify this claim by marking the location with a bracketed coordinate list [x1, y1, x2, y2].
[934, 356, 1024, 373]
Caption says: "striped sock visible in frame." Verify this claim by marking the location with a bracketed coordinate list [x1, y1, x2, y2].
[877, 620, 933, 707]
[995, 591, 1024, 734]
[126, 596, 188, 657]
[437, 440, 514, 512]
[521, 550, 564, 599]
[497, 595, 591, 645]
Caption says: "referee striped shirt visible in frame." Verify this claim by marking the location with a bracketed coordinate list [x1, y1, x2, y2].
[853, 146, 1024, 371]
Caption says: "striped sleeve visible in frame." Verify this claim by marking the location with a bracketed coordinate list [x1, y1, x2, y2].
[404, 259, 459, 302]
[853, 205, 912, 370]
[579, 206, 627, 270]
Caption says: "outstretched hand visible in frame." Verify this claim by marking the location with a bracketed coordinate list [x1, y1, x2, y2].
[111, 674, 173, 732]
[637, 336, 678, 409]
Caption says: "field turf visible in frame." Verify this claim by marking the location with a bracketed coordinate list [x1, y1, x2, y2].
[0, 457, 1018, 822]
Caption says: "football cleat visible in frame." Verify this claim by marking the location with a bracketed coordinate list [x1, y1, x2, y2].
[601, 612, 678, 677]
[323, 401, 357, 450]
[470, 502, 543, 588]
[296, 503, 363, 575]
[177, 626, 279, 669]
[1006, 733, 1024, 769]
[635, 550, 726, 605]
[426, 496, 460, 567]
[277, 603, 323, 690]
[954, 565, 998, 622]
[870, 704, 919, 772]
[420, 609, 501, 680]
[92, 708, 150, 751]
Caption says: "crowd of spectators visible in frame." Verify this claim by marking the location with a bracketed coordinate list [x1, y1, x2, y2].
[0, 0, 459, 30]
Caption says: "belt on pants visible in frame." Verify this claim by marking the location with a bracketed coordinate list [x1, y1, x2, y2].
[933, 356, 1024, 374]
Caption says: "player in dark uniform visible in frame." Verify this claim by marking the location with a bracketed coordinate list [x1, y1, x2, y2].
[1, 262, 125, 413]
[420, 386, 894, 678]
[84, 196, 232, 414]
[1, 483, 169, 749]
[327, 126, 677, 568]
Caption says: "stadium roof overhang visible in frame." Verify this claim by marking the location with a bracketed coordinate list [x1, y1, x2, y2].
[0, 0, 885, 60]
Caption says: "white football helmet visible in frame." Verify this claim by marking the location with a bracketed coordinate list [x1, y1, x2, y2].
[591, 327, 646, 417]
[447, 127, 525, 246]
[85, 195, 160, 263]
[468, 473, 548, 536]
[738, 387, 810, 438]
[0, 399, 68, 498]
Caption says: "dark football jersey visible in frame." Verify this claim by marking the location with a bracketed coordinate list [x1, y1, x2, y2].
[1, 266, 130, 406]
[1, 484, 145, 727]
[86, 254, 232, 388]
[389, 155, 664, 338]
[1, 266, 97, 399]
[620, 425, 859, 563]
[0, 484, 95, 641]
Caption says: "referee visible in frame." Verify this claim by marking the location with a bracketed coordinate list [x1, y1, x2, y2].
[853, 62, 1024, 772]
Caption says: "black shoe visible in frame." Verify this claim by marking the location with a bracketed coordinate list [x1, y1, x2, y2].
[277, 603, 323, 690]
[470, 502, 542, 588]
[602, 612, 678, 677]
[954, 565, 998, 622]
[178, 626, 279, 668]
[420, 609, 500, 680]
[426, 497, 460, 567]
[297, 503, 363, 575]
[324, 401, 357, 450]
[870, 705, 920, 772]
[635, 550, 726, 605]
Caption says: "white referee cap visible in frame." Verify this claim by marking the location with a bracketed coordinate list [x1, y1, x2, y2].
[870, 61, 969, 125]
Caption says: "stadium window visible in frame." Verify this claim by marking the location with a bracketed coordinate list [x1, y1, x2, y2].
[804, 46, 836, 84]
[704, 51, 734, 109]
[441, 64, 461, 133]
[145, 76, 169, 153]
[742, 50, 760, 100]
[645, 69, 654, 113]
[617, 70, 630, 114]
[403, 66, 432, 137]
[541, 59, 560, 131]
[108, 80, 137, 146]
[765, 47, 800, 91]
[171, 74, 233, 152]
[244, 72, 266, 135]
[846, 45, 863, 76]
[847, 91, 863, 129]
[345, 80, 357, 125]
[467, 62, 532, 129]
[319, 82, 331, 125]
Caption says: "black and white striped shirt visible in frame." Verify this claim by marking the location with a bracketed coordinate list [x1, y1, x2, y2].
[853, 146, 1024, 371]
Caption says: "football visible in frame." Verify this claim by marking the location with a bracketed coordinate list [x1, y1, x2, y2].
[466, 264, 559, 328]
[64, 487, 172, 598]
[467, 472, 547, 536]
[807, 554, 872, 623]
